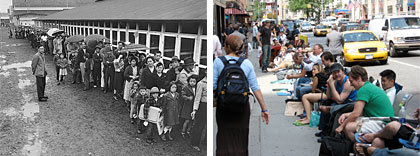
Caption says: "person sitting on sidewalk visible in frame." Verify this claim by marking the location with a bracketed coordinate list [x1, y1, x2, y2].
[354, 108, 419, 156]
[318, 63, 358, 113]
[294, 63, 328, 126]
[378, 69, 403, 106]
[336, 65, 395, 141]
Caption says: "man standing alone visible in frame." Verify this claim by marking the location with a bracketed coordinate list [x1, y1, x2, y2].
[31, 46, 48, 102]
[326, 25, 344, 62]
[257, 21, 272, 73]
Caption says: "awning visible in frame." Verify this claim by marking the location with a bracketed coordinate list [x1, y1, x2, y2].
[225, 8, 249, 16]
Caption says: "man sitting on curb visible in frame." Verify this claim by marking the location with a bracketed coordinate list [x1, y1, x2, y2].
[336, 65, 395, 141]
[378, 69, 403, 106]
[354, 108, 419, 156]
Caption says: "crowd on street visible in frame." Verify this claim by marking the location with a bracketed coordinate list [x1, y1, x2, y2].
[214, 20, 419, 156]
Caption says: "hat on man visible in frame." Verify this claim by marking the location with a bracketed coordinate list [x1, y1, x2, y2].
[139, 85, 147, 90]
[94, 45, 102, 50]
[330, 63, 344, 72]
[150, 87, 160, 93]
[182, 57, 195, 66]
[170, 56, 180, 63]
[103, 39, 111, 44]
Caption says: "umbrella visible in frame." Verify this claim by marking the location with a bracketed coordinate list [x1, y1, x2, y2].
[66, 35, 85, 43]
[86, 34, 107, 42]
[47, 28, 64, 37]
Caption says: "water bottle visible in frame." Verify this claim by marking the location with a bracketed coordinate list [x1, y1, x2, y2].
[399, 106, 406, 124]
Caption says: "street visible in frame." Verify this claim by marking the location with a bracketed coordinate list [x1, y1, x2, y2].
[214, 32, 420, 156]
[0, 27, 206, 156]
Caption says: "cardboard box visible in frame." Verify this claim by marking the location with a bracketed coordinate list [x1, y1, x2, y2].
[138, 104, 162, 123]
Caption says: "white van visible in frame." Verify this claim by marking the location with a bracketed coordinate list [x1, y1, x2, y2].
[369, 16, 420, 57]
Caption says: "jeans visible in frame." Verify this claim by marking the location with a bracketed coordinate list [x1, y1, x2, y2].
[83, 70, 91, 89]
[262, 45, 271, 70]
[93, 66, 101, 86]
[293, 77, 312, 100]
[296, 86, 313, 100]
[36, 76, 46, 98]
[372, 148, 420, 156]
[252, 37, 258, 49]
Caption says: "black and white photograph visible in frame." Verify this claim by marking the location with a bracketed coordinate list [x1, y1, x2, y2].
[0, 0, 207, 155]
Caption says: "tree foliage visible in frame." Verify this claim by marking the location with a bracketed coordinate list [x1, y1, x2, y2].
[288, 0, 331, 21]
[250, 1, 266, 21]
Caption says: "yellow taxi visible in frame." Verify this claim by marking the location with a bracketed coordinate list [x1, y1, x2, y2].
[341, 30, 388, 66]
[313, 25, 330, 36]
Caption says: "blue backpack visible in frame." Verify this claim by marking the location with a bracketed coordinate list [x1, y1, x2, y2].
[216, 56, 250, 112]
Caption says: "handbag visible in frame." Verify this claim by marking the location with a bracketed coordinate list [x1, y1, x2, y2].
[284, 101, 304, 116]
[319, 133, 354, 156]
[309, 111, 320, 127]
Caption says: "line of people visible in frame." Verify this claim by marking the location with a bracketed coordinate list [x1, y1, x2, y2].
[31, 31, 208, 151]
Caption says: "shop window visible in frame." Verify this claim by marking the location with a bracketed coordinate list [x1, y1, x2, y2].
[180, 38, 195, 60]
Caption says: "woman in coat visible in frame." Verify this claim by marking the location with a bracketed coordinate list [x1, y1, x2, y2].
[124, 57, 141, 109]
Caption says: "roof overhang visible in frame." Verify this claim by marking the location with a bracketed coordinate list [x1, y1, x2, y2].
[13, 7, 75, 11]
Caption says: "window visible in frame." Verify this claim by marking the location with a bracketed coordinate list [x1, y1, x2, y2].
[151, 23, 161, 31]
[181, 22, 199, 34]
[180, 38, 195, 60]
[119, 22, 126, 29]
[150, 35, 160, 54]
[200, 40, 207, 66]
[99, 29, 103, 35]
[165, 22, 178, 33]
[112, 31, 117, 44]
[164, 36, 176, 65]
[120, 31, 126, 42]
[94, 28, 98, 34]
[128, 21, 137, 29]
[105, 30, 110, 39]
[139, 23, 148, 30]
[139, 33, 146, 45]
[129, 32, 135, 44]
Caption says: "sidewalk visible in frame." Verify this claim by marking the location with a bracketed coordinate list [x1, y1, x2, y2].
[213, 48, 320, 156]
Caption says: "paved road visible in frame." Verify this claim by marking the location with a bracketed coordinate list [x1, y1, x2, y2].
[0, 28, 206, 156]
[214, 32, 419, 156]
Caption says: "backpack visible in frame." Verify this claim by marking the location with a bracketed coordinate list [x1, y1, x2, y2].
[216, 56, 250, 112]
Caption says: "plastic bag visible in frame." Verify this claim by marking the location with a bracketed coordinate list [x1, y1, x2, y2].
[309, 111, 320, 127]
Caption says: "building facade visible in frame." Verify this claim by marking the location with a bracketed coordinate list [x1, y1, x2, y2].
[10, 0, 95, 26]
[36, 0, 207, 70]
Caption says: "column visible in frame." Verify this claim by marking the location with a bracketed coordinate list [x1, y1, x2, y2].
[416, 0, 420, 16]
[403, 0, 408, 15]
[384, 0, 388, 15]
[375, 0, 379, 15]
[368, 0, 372, 18]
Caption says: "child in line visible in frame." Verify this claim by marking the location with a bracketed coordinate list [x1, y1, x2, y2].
[180, 74, 198, 139]
[144, 87, 161, 144]
[136, 85, 148, 134]
[130, 82, 140, 124]
[57, 53, 68, 85]
[160, 82, 179, 141]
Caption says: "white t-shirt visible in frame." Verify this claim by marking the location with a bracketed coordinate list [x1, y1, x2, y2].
[385, 86, 396, 106]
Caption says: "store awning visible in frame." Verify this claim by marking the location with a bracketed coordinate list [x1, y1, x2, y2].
[225, 8, 249, 16]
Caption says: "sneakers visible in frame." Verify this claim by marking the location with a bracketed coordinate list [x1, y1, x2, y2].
[93, 85, 97, 88]
[113, 95, 118, 101]
[181, 132, 186, 140]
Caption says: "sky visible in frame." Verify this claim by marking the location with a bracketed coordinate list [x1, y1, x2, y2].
[0, 0, 12, 13]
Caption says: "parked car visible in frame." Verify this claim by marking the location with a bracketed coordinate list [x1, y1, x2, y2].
[360, 19, 370, 28]
[369, 15, 420, 57]
[313, 25, 330, 36]
[300, 22, 313, 32]
[341, 30, 388, 66]
[282, 20, 295, 31]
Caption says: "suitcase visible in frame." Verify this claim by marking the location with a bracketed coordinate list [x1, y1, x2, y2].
[138, 104, 162, 123]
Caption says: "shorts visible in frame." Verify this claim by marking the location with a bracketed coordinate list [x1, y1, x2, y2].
[384, 124, 415, 150]
[360, 120, 386, 134]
